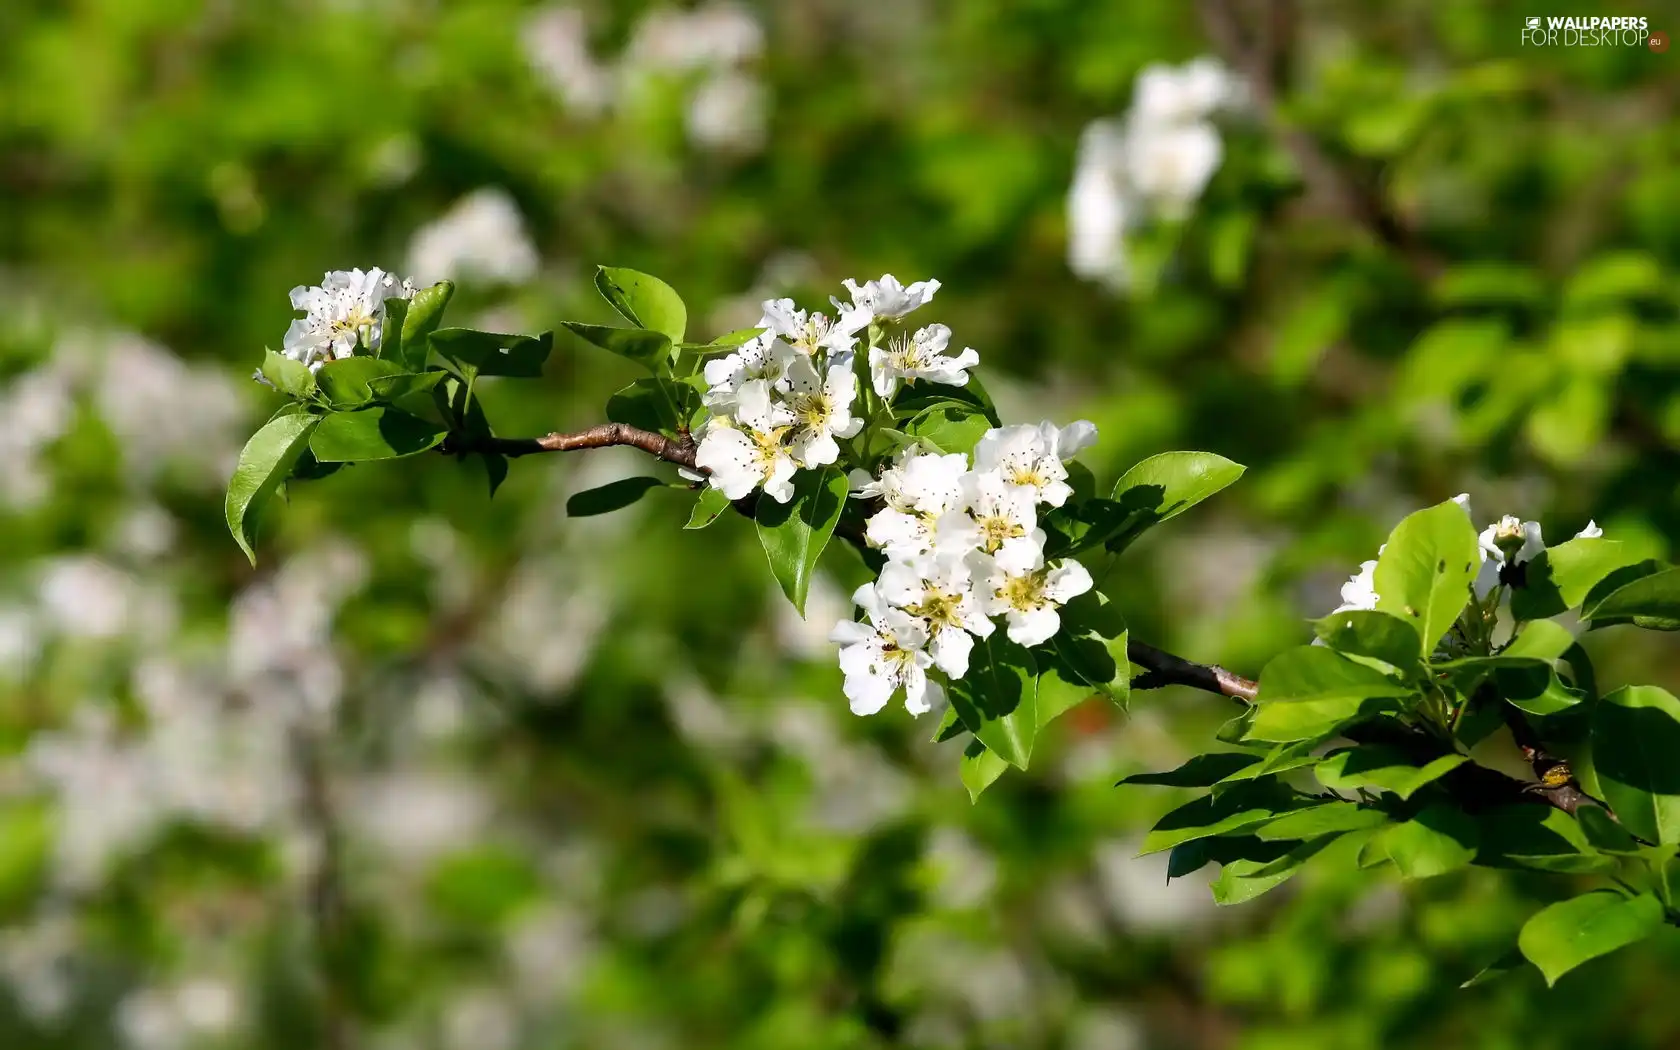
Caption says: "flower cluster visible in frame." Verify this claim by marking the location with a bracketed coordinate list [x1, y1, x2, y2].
[694, 275, 969, 502]
[275, 267, 415, 372]
[833, 429, 1098, 718]
[1067, 57, 1243, 288]
[1331, 493, 1604, 615]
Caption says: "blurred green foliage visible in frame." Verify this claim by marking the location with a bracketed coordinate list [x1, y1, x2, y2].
[1, 0, 1678, 1048]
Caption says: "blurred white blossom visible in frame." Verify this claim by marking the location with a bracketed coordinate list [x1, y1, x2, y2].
[522, 6, 614, 116]
[1067, 57, 1243, 288]
[407, 188, 540, 286]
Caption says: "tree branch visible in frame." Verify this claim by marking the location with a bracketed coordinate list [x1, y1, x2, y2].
[444, 423, 698, 469]
[1196, 0, 1440, 277]
[471, 419, 1602, 823]
[1129, 639, 1259, 702]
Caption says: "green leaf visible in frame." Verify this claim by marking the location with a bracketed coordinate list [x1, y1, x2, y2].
[564, 322, 674, 373]
[378, 296, 408, 365]
[1518, 891, 1665, 986]
[1209, 839, 1331, 905]
[1501, 619, 1578, 661]
[1140, 781, 1305, 855]
[310, 407, 449, 462]
[1512, 538, 1646, 620]
[1247, 645, 1410, 743]
[1051, 592, 1129, 704]
[430, 329, 553, 378]
[596, 267, 687, 344]
[684, 487, 732, 529]
[1373, 500, 1481, 652]
[904, 405, 990, 456]
[1119, 752, 1261, 787]
[1316, 746, 1467, 800]
[1255, 801, 1389, 842]
[566, 477, 670, 518]
[1583, 566, 1680, 631]
[1592, 685, 1680, 845]
[316, 357, 406, 407]
[605, 377, 696, 438]
[1461, 948, 1527, 989]
[1103, 452, 1246, 553]
[1378, 805, 1479, 879]
[1214, 738, 1324, 790]
[959, 737, 1010, 802]
[1311, 609, 1423, 673]
[1475, 805, 1615, 874]
[260, 350, 317, 400]
[401, 281, 455, 370]
[948, 636, 1039, 769]
[1433, 620, 1577, 676]
[755, 467, 847, 614]
[367, 370, 448, 403]
[225, 413, 321, 565]
[681, 326, 764, 352]
[1577, 805, 1640, 853]
[1035, 663, 1094, 730]
[1498, 665, 1584, 716]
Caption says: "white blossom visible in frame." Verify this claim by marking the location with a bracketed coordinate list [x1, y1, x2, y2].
[1066, 57, 1242, 287]
[522, 6, 614, 115]
[862, 449, 973, 558]
[1067, 120, 1133, 287]
[876, 555, 994, 678]
[1333, 558, 1380, 613]
[830, 583, 941, 716]
[623, 1, 764, 72]
[961, 470, 1039, 554]
[977, 542, 1094, 647]
[281, 267, 414, 370]
[1576, 520, 1603, 539]
[869, 323, 980, 399]
[685, 69, 768, 153]
[1124, 121, 1223, 217]
[758, 297, 865, 357]
[834, 274, 940, 325]
[407, 188, 539, 286]
[782, 355, 863, 467]
[693, 380, 797, 502]
[1129, 57, 1242, 127]
[701, 331, 796, 412]
[972, 421, 1095, 508]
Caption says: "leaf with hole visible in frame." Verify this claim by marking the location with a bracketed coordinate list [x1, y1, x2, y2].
[595, 266, 686, 344]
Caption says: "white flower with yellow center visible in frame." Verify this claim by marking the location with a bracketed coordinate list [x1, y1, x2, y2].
[694, 380, 797, 502]
[782, 356, 863, 468]
[960, 470, 1039, 554]
[971, 420, 1097, 508]
[758, 298, 866, 357]
[282, 268, 415, 370]
[868, 324, 981, 399]
[861, 450, 973, 558]
[875, 554, 993, 678]
[701, 332, 797, 413]
[977, 542, 1094, 647]
[830, 583, 942, 716]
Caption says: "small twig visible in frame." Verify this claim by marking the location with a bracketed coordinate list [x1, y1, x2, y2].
[290, 723, 355, 1050]
[443, 423, 698, 469]
[1128, 639, 1259, 702]
[1196, 0, 1440, 277]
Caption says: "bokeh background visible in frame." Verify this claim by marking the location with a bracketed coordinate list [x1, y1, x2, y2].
[3, 1, 1679, 1047]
